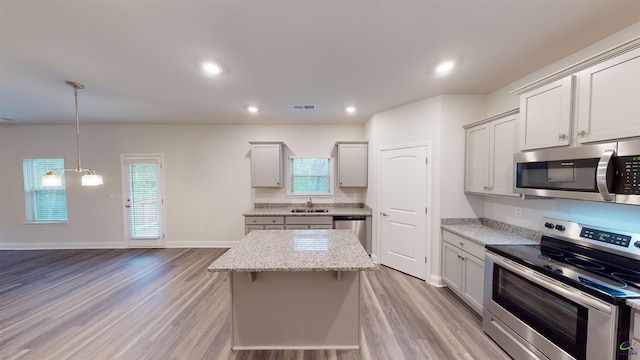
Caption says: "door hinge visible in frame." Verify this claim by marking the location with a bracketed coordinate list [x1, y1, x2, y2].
[425, 256, 427, 263]
[163, 234, 165, 239]
[425, 207, 428, 214]
[425, 157, 428, 164]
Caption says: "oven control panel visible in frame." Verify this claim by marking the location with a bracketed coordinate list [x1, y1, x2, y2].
[580, 227, 631, 248]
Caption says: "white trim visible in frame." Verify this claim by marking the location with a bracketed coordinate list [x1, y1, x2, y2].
[511, 36, 640, 95]
[429, 275, 446, 288]
[121, 153, 167, 248]
[0, 242, 127, 250]
[376, 141, 433, 282]
[165, 240, 238, 248]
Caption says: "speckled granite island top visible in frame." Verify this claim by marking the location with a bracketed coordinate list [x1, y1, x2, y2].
[208, 229, 376, 272]
[627, 299, 640, 310]
[441, 222, 539, 246]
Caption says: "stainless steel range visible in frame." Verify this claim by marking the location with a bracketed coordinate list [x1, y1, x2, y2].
[483, 217, 640, 360]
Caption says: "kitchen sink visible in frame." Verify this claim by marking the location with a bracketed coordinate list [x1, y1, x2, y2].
[290, 209, 329, 213]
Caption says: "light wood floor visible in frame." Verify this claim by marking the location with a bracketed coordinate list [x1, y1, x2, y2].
[0, 248, 510, 360]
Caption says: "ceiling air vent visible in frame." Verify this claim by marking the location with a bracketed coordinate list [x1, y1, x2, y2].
[291, 104, 316, 110]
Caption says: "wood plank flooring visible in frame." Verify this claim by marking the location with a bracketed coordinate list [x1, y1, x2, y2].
[0, 249, 510, 360]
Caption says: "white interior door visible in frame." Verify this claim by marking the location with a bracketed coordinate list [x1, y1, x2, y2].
[122, 154, 165, 247]
[379, 145, 427, 280]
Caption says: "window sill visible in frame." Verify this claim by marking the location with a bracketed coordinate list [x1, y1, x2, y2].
[23, 221, 69, 225]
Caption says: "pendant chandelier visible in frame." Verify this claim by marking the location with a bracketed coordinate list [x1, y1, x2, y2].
[42, 81, 103, 187]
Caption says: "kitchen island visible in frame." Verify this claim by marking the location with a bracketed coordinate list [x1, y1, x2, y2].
[208, 229, 375, 350]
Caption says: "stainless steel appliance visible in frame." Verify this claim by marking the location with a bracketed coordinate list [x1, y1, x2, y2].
[514, 139, 640, 205]
[484, 217, 640, 360]
[333, 215, 369, 254]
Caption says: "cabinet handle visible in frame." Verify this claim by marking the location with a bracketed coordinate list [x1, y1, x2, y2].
[457, 254, 462, 259]
[272, 220, 276, 223]
[460, 256, 466, 261]
[459, 242, 464, 246]
[488, 186, 493, 191]
[483, 186, 488, 190]
[253, 220, 257, 223]
[558, 133, 567, 140]
[577, 130, 587, 137]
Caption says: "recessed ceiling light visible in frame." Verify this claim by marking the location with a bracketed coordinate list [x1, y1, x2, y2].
[247, 106, 259, 114]
[345, 106, 356, 114]
[435, 61, 455, 75]
[201, 62, 222, 77]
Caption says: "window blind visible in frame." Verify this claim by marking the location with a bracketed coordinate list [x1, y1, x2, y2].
[127, 163, 160, 239]
[290, 158, 330, 194]
[22, 158, 67, 222]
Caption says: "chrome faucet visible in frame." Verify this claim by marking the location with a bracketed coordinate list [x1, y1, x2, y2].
[307, 197, 313, 208]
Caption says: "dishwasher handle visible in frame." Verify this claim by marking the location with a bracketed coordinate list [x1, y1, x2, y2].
[333, 215, 366, 221]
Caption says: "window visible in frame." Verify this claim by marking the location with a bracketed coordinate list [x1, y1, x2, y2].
[290, 157, 331, 194]
[22, 158, 68, 223]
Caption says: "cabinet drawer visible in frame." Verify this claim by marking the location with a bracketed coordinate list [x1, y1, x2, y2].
[285, 216, 333, 225]
[442, 230, 485, 260]
[245, 216, 284, 225]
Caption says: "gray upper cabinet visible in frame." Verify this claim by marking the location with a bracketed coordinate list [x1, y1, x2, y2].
[249, 142, 284, 188]
[464, 109, 519, 197]
[518, 76, 574, 151]
[336, 141, 368, 187]
[575, 47, 640, 144]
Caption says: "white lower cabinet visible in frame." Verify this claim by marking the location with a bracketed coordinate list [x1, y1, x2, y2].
[442, 230, 484, 315]
[285, 216, 333, 229]
[244, 216, 285, 235]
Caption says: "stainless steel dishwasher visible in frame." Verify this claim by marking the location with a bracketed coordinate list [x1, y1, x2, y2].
[333, 215, 369, 254]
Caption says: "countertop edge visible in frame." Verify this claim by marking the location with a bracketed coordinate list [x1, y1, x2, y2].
[441, 223, 539, 247]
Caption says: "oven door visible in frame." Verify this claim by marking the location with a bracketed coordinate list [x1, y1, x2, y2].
[483, 251, 618, 360]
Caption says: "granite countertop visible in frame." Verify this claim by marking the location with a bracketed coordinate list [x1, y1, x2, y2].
[208, 229, 376, 272]
[441, 222, 539, 246]
[243, 206, 372, 217]
[628, 299, 640, 311]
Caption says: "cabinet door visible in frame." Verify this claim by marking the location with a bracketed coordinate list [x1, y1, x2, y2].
[519, 76, 573, 150]
[465, 124, 490, 193]
[308, 224, 333, 229]
[462, 253, 484, 315]
[442, 241, 462, 294]
[264, 225, 285, 230]
[337, 143, 368, 187]
[489, 114, 519, 197]
[250, 143, 283, 188]
[576, 48, 640, 144]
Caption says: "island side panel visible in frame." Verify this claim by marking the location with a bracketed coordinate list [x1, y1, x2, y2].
[231, 271, 361, 350]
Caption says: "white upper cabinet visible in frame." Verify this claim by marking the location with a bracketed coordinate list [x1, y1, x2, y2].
[575, 47, 640, 144]
[336, 142, 368, 187]
[465, 109, 519, 197]
[465, 123, 490, 194]
[518, 76, 574, 151]
[249, 142, 284, 188]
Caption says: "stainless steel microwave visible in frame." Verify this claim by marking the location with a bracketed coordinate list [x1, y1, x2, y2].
[514, 140, 640, 205]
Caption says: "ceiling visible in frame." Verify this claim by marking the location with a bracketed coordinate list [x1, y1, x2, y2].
[1, 0, 639, 126]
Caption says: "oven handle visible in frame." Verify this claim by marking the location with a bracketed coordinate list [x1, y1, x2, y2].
[596, 149, 615, 202]
[487, 252, 611, 315]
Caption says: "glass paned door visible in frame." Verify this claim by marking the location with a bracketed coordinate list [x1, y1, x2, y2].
[122, 155, 165, 246]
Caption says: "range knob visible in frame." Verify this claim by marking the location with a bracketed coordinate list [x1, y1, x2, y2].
[544, 222, 555, 229]
[555, 224, 566, 232]
[634, 241, 640, 248]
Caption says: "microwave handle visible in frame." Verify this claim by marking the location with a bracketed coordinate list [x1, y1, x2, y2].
[596, 149, 615, 201]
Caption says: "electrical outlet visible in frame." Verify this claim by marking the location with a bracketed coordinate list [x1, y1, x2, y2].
[515, 207, 524, 218]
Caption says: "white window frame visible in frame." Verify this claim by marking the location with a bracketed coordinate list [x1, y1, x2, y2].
[288, 156, 333, 196]
[22, 157, 68, 224]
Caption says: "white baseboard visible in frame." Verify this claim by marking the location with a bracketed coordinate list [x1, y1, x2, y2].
[429, 275, 446, 287]
[0, 240, 238, 250]
[0, 242, 127, 250]
[165, 240, 238, 248]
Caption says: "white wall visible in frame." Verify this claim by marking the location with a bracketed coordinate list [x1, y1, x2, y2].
[481, 21, 640, 233]
[0, 123, 364, 249]
[364, 94, 485, 284]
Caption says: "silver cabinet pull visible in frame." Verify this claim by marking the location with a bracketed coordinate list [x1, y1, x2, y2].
[577, 130, 587, 137]
[558, 133, 567, 140]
